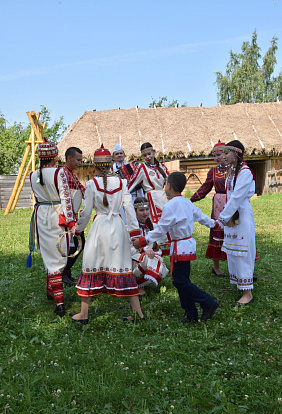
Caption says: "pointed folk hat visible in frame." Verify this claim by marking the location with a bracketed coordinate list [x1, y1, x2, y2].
[93, 144, 112, 166]
[38, 137, 58, 159]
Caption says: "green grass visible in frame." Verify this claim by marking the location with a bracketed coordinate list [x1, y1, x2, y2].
[0, 194, 281, 414]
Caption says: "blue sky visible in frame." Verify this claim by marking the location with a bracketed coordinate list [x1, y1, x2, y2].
[1, 0, 282, 129]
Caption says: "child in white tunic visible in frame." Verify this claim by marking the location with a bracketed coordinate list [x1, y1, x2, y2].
[70, 145, 144, 324]
[131, 197, 169, 295]
[217, 140, 255, 306]
[133, 172, 219, 322]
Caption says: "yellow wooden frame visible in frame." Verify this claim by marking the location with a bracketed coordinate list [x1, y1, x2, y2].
[4, 111, 46, 215]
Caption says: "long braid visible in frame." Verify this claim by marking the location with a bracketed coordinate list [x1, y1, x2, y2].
[233, 152, 244, 190]
[154, 157, 167, 180]
[100, 166, 109, 207]
[232, 152, 244, 222]
[39, 159, 52, 186]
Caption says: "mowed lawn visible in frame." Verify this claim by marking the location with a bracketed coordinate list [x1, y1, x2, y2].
[0, 193, 281, 414]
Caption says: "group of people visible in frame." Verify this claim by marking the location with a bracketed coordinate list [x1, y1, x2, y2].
[28, 137, 256, 324]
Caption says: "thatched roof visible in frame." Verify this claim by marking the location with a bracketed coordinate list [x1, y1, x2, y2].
[58, 102, 282, 161]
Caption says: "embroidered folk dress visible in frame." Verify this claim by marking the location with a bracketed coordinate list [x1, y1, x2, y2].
[142, 196, 215, 269]
[128, 162, 169, 224]
[218, 165, 255, 290]
[30, 167, 76, 302]
[131, 221, 169, 288]
[191, 165, 229, 261]
[75, 176, 141, 297]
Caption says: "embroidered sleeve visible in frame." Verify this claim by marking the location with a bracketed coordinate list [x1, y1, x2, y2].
[128, 163, 144, 192]
[190, 168, 214, 202]
[76, 180, 94, 232]
[57, 169, 76, 223]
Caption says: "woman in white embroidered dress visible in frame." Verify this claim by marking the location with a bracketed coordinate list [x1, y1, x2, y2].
[217, 140, 255, 306]
[29, 139, 76, 317]
[70, 145, 144, 324]
[131, 197, 169, 296]
[128, 142, 169, 225]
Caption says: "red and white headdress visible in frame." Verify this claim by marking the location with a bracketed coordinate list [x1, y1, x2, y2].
[38, 137, 58, 159]
[93, 144, 112, 166]
[212, 140, 225, 153]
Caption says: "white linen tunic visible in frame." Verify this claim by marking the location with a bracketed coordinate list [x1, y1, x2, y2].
[144, 196, 215, 262]
[128, 162, 169, 223]
[131, 222, 169, 287]
[76, 176, 141, 297]
[30, 167, 75, 275]
[219, 165, 255, 290]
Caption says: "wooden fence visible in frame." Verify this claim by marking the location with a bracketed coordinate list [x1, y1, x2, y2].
[0, 175, 32, 209]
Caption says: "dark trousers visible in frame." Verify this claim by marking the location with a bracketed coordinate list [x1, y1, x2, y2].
[66, 231, 85, 272]
[172, 261, 214, 318]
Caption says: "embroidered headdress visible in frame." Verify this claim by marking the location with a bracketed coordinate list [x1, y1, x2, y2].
[38, 137, 58, 160]
[224, 140, 245, 154]
[141, 146, 154, 156]
[212, 140, 225, 153]
[93, 144, 112, 166]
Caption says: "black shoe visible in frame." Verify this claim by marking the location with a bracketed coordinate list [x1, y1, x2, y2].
[47, 292, 54, 301]
[179, 312, 198, 323]
[212, 268, 227, 277]
[201, 300, 219, 322]
[232, 298, 254, 307]
[54, 304, 66, 317]
[63, 271, 75, 286]
[69, 313, 89, 325]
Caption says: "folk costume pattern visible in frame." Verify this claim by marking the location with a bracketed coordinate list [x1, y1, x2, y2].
[219, 164, 256, 290]
[76, 176, 141, 297]
[30, 167, 76, 303]
[61, 165, 85, 198]
[131, 222, 169, 288]
[191, 165, 229, 261]
[128, 162, 169, 224]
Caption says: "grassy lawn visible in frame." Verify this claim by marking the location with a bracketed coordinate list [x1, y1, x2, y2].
[0, 193, 281, 414]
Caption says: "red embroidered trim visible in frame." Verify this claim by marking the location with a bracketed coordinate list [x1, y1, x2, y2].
[130, 229, 142, 238]
[93, 177, 123, 194]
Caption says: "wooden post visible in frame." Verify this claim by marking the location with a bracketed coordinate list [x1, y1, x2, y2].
[4, 111, 45, 215]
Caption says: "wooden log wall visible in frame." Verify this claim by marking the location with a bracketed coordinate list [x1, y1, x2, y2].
[0, 175, 33, 209]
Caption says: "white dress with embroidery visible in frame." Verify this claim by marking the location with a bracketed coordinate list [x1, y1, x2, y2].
[219, 166, 255, 290]
[131, 222, 169, 287]
[30, 167, 75, 275]
[128, 162, 169, 224]
[75, 176, 141, 297]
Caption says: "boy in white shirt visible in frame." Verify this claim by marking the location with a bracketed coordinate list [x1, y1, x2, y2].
[133, 172, 219, 322]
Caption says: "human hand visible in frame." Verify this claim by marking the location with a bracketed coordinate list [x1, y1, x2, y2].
[146, 248, 155, 259]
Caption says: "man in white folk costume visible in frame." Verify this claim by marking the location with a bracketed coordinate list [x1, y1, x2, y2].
[29, 139, 76, 317]
[60, 147, 85, 285]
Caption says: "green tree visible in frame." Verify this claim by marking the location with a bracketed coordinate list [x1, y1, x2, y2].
[149, 96, 188, 108]
[0, 107, 67, 175]
[215, 30, 282, 104]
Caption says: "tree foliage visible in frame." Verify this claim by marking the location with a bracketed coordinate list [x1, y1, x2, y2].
[215, 30, 282, 105]
[0, 106, 67, 175]
[149, 96, 188, 108]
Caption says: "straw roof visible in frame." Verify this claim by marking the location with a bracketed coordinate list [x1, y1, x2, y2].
[58, 102, 282, 161]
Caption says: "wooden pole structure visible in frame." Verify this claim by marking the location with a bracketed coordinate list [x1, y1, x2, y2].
[4, 111, 45, 215]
